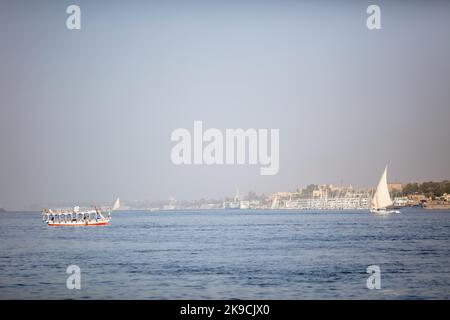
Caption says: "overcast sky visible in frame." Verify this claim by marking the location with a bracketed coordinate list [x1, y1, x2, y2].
[1, 0, 449, 210]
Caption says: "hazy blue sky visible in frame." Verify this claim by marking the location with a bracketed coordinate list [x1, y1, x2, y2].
[1, 0, 449, 209]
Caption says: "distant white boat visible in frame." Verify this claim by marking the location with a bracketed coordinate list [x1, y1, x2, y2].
[271, 195, 279, 209]
[227, 187, 241, 209]
[370, 165, 400, 215]
[43, 207, 110, 226]
[112, 197, 121, 211]
[42, 197, 120, 226]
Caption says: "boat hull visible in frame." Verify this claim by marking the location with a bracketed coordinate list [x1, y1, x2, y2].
[370, 209, 400, 215]
[47, 220, 109, 226]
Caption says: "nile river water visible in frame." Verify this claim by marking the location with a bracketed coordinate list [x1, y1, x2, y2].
[0, 209, 449, 299]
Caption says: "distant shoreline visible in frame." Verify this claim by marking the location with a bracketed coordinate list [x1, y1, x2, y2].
[2, 208, 450, 214]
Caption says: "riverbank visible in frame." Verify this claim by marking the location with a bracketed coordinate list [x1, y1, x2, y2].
[424, 200, 450, 210]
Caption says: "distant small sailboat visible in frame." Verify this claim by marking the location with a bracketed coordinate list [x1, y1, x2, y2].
[370, 166, 400, 215]
[271, 195, 279, 209]
[112, 197, 120, 211]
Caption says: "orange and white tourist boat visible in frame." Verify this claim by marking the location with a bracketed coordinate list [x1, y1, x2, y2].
[42, 198, 120, 227]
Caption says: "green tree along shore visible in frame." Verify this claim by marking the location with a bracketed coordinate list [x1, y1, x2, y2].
[402, 181, 450, 198]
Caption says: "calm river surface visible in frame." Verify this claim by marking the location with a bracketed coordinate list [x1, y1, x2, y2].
[0, 209, 449, 299]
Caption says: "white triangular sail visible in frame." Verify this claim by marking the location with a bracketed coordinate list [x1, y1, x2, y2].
[371, 166, 393, 210]
[271, 196, 279, 209]
[112, 197, 120, 211]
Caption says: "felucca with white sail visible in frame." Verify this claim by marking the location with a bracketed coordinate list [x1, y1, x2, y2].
[370, 166, 400, 215]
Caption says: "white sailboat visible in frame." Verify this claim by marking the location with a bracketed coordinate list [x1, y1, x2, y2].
[112, 197, 121, 211]
[108, 197, 120, 219]
[370, 165, 400, 215]
[271, 195, 279, 209]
